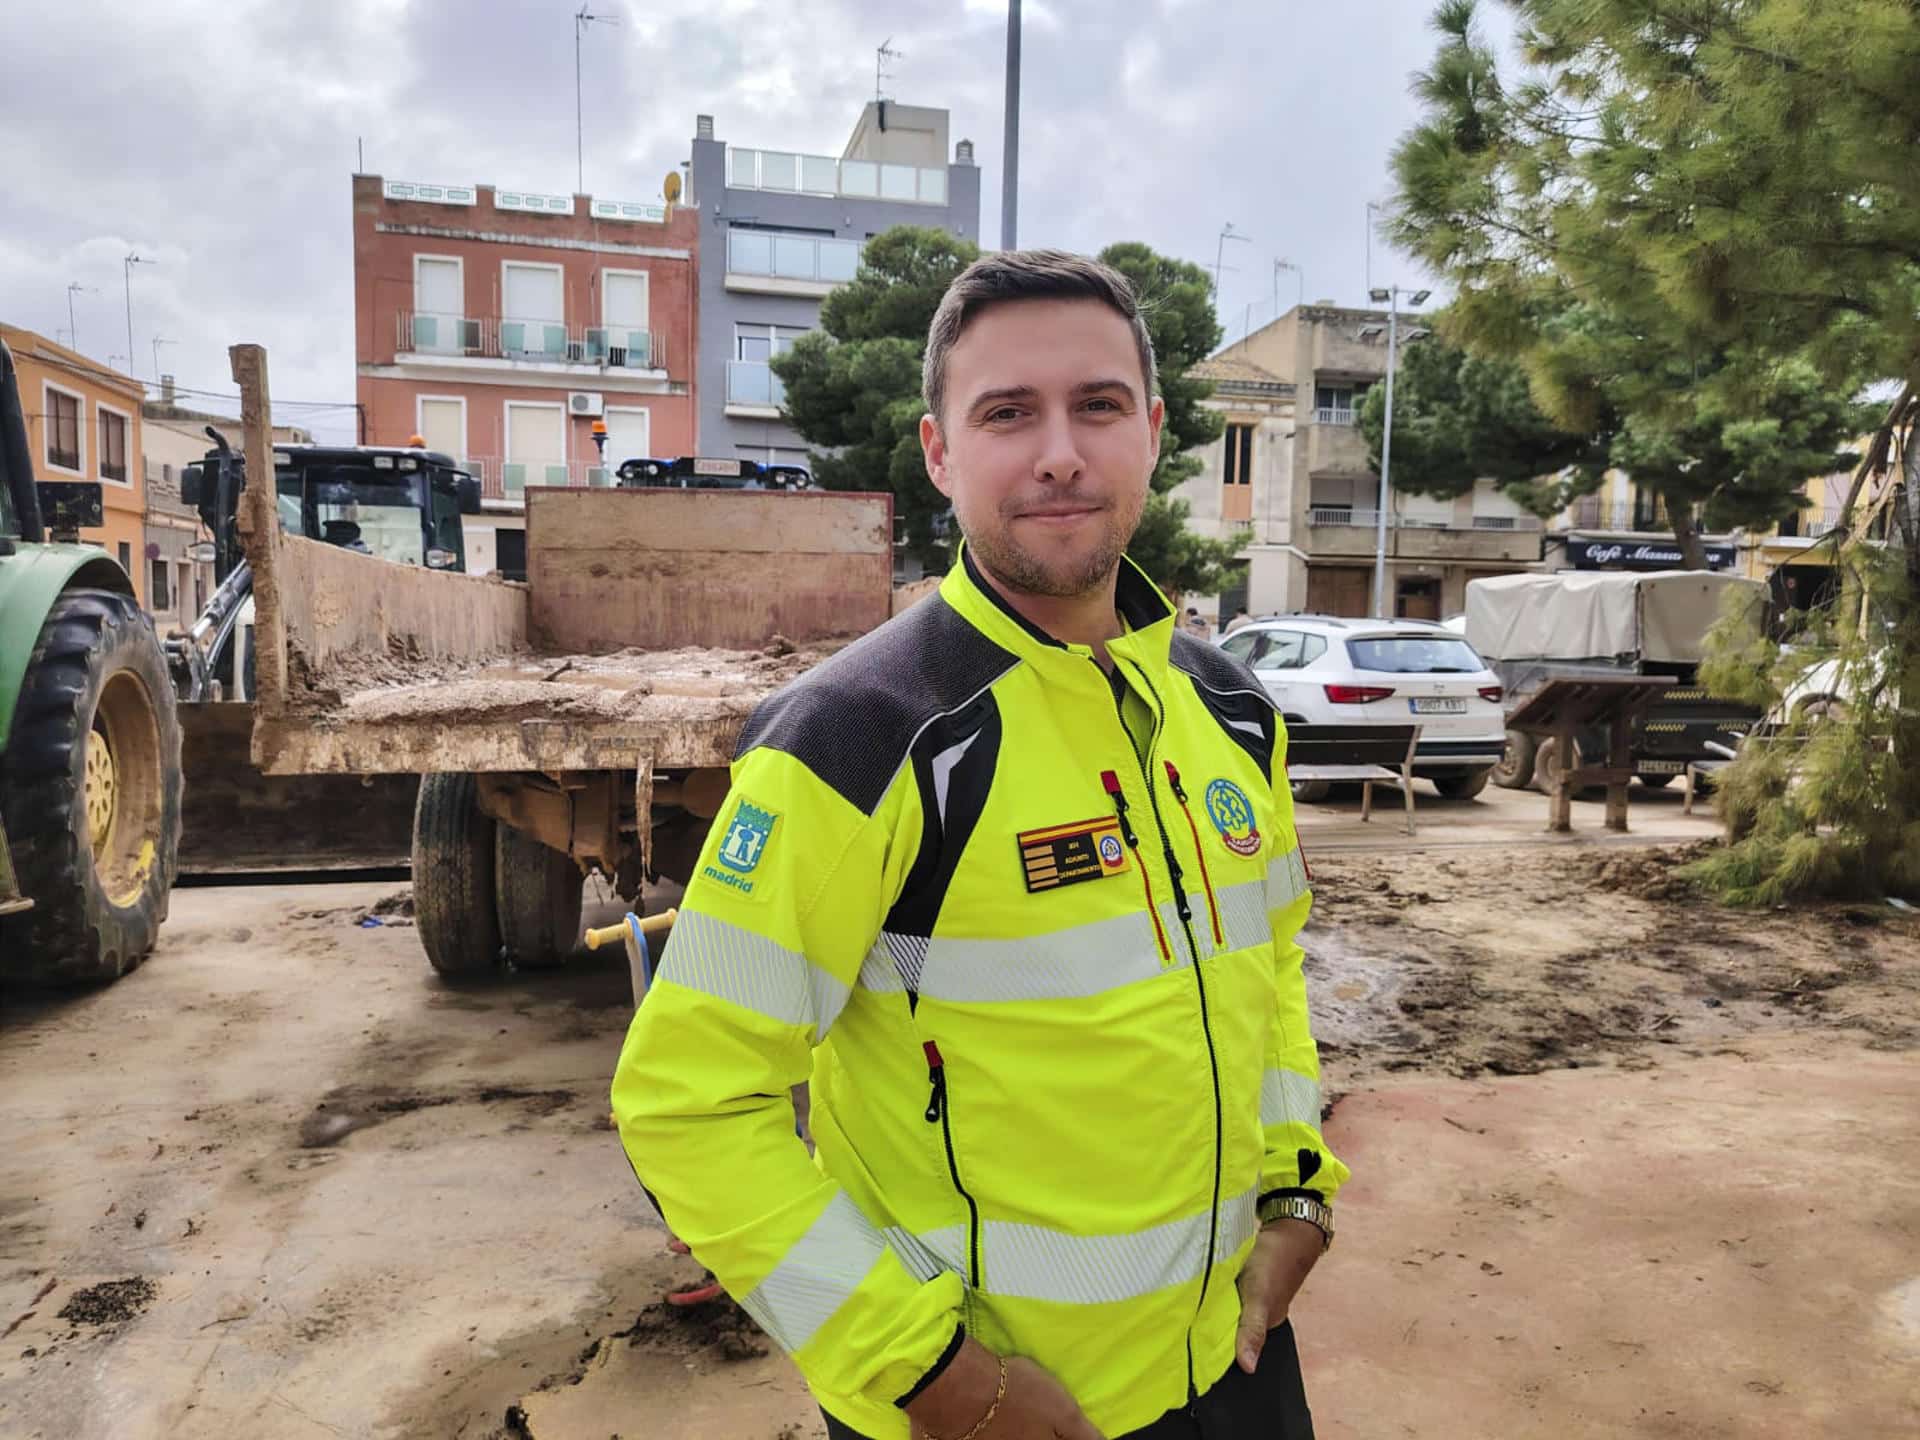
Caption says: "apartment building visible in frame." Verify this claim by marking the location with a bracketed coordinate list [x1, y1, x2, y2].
[2, 323, 151, 606]
[353, 173, 698, 574]
[1193, 304, 1541, 618]
[689, 102, 981, 467]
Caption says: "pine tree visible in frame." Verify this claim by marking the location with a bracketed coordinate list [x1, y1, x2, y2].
[1390, 0, 1920, 899]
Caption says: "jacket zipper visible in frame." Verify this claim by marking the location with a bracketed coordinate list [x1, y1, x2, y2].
[1115, 657, 1223, 1409]
[923, 1040, 981, 1287]
[1164, 761, 1225, 947]
[1100, 770, 1173, 964]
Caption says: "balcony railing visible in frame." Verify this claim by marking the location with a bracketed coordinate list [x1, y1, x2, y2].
[727, 229, 862, 284]
[1308, 507, 1544, 531]
[467, 457, 615, 501]
[396, 313, 665, 371]
[727, 359, 787, 409]
[401, 311, 486, 356]
[1313, 407, 1355, 426]
[727, 147, 949, 206]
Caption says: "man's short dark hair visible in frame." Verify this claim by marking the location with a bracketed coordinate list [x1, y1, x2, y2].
[922, 248, 1158, 421]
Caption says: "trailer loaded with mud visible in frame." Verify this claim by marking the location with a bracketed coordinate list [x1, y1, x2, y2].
[221, 348, 891, 975]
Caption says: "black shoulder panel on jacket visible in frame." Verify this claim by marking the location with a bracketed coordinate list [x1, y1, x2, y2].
[735, 594, 1022, 816]
[1168, 630, 1280, 777]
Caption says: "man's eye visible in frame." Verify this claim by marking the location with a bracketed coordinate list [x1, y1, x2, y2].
[984, 407, 1023, 423]
[1083, 398, 1118, 412]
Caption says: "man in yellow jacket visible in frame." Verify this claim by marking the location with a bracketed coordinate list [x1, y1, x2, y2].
[613, 249, 1347, 1439]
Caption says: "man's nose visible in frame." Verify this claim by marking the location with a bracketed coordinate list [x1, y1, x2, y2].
[1032, 412, 1086, 485]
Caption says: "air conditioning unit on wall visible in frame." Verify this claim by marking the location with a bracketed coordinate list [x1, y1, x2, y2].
[568, 391, 605, 417]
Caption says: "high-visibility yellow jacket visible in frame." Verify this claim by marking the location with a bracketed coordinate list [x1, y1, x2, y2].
[613, 551, 1347, 1438]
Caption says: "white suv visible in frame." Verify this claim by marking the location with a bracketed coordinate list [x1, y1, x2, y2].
[1219, 615, 1508, 799]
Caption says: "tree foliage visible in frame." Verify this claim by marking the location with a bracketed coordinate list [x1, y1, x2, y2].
[774, 230, 1245, 590]
[1389, 0, 1920, 899]
[1388, 2, 1873, 566]
[1354, 324, 1608, 517]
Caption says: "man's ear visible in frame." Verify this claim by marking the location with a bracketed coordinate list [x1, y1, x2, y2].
[921, 413, 954, 499]
[1147, 395, 1166, 458]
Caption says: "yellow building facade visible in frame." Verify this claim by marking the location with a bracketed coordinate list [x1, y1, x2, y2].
[3, 324, 149, 607]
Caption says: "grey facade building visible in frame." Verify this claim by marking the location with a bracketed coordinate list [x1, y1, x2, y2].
[688, 103, 981, 466]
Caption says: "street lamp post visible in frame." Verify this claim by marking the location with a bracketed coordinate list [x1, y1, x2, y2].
[123, 253, 153, 377]
[1365, 285, 1430, 618]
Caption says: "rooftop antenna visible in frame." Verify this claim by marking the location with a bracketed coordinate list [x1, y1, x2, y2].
[876, 36, 904, 102]
[66, 282, 98, 353]
[1213, 222, 1251, 296]
[575, 5, 621, 194]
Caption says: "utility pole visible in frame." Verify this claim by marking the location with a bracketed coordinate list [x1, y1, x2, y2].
[574, 6, 619, 195]
[123, 253, 152, 377]
[1002, 0, 1021, 251]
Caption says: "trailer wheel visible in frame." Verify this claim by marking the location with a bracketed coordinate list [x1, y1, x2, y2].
[1638, 773, 1678, 789]
[1290, 778, 1333, 803]
[1491, 729, 1536, 790]
[413, 773, 501, 976]
[494, 823, 583, 968]
[1, 590, 181, 986]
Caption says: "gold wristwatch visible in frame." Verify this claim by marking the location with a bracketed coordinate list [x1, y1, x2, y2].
[1258, 1193, 1334, 1251]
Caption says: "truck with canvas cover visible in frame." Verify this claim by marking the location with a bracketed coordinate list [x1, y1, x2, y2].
[222, 339, 893, 977]
[1465, 570, 1766, 791]
[0, 336, 181, 985]
[167, 434, 484, 874]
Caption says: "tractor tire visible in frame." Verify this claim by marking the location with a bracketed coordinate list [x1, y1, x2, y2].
[1432, 767, 1493, 800]
[1638, 772, 1678, 789]
[0, 590, 181, 986]
[1492, 729, 1536, 790]
[494, 823, 582, 968]
[412, 772, 501, 976]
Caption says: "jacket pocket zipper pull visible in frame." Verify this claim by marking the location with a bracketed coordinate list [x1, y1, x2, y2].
[923, 1040, 946, 1123]
[1165, 759, 1225, 945]
[1100, 769, 1140, 849]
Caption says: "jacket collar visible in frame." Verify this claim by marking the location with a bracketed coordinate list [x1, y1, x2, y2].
[940, 543, 1177, 675]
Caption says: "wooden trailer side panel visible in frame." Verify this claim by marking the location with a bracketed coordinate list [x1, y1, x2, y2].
[527, 488, 893, 653]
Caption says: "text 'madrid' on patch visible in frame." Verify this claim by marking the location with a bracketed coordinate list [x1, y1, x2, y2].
[1017, 815, 1130, 894]
[704, 798, 778, 895]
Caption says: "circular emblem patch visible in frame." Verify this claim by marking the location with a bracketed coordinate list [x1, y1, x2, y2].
[1204, 778, 1263, 857]
[1099, 834, 1125, 867]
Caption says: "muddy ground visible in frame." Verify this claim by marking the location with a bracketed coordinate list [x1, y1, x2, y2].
[1, 836, 1916, 1439]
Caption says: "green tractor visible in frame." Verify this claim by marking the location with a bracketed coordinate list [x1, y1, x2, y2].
[0, 336, 181, 984]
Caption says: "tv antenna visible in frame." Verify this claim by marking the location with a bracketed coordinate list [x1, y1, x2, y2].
[876, 37, 904, 102]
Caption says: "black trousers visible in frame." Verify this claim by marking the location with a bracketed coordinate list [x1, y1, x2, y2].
[822, 1321, 1315, 1439]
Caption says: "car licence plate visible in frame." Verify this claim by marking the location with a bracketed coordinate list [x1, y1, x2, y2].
[1410, 697, 1468, 714]
[694, 457, 743, 476]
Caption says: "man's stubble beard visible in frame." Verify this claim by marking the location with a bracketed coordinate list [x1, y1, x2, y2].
[962, 486, 1146, 601]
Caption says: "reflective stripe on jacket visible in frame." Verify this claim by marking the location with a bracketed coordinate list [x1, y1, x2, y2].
[611, 550, 1348, 1438]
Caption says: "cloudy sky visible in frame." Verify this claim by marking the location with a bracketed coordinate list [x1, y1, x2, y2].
[3, 0, 1485, 444]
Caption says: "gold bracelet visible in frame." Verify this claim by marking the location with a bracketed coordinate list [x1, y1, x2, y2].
[933, 1356, 1008, 1440]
